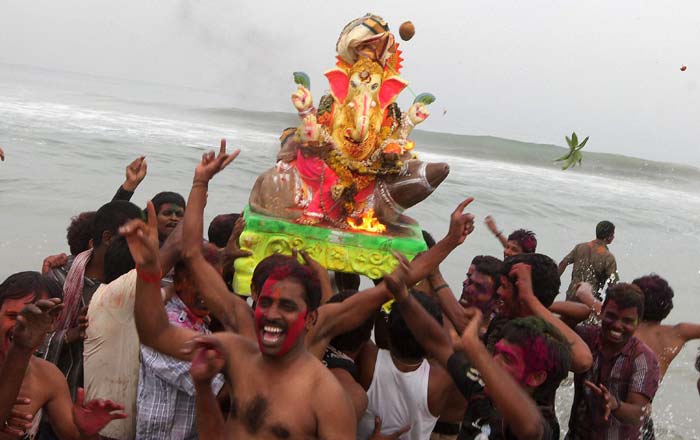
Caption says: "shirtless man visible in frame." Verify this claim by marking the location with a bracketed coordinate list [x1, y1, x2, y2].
[121, 141, 356, 439]
[0, 271, 126, 440]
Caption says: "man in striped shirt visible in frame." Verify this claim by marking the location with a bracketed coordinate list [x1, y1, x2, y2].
[567, 283, 660, 440]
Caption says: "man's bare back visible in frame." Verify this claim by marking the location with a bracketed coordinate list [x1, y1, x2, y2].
[635, 321, 700, 378]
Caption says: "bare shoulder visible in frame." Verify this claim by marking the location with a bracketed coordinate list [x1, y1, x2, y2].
[30, 356, 65, 384]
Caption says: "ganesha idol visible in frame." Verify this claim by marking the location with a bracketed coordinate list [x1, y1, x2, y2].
[236, 14, 449, 293]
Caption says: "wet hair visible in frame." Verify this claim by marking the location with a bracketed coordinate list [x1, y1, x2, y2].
[104, 236, 136, 283]
[326, 291, 373, 352]
[388, 290, 443, 360]
[0, 272, 62, 308]
[151, 192, 186, 215]
[421, 230, 436, 249]
[596, 221, 615, 240]
[66, 211, 96, 255]
[92, 201, 143, 248]
[254, 254, 321, 311]
[502, 253, 560, 307]
[334, 272, 360, 293]
[251, 254, 294, 294]
[507, 229, 537, 253]
[471, 255, 503, 290]
[208, 213, 241, 248]
[501, 316, 571, 401]
[633, 274, 674, 322]
[603, 282, 644, 317]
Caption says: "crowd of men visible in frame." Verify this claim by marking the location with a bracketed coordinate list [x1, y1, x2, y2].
[1, 142, 699, 440]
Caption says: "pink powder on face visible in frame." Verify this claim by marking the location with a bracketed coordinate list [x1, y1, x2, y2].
[523, 336, 555, 375]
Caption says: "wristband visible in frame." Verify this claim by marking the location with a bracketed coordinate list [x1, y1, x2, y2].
[192, 180, 208, 189]
[137, 267, 162, 284]
[432, 283, 450, 292]
[496, 231, 503, 237]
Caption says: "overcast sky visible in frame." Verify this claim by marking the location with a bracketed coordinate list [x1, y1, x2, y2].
[2, 0, 699, 165]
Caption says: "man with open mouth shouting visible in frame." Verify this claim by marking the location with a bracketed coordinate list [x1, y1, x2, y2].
[122, 140, 356, 439]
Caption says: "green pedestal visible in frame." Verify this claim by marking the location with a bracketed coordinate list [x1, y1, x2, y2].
[232, 206, 427, 295]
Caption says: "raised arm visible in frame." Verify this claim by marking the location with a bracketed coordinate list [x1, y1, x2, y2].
[558, 250, 573, 276]
[428, 268, 469, 334]
[121, 201, 198, 360]
[181, 140, 255, 339]
[512, 263, 593, 373]
[387, 268, 455, 366]
[0, 299, 63, 425]
[484, 215, 507, 248]
[549, 301, 592, 324]
[112, 156, 147, 201]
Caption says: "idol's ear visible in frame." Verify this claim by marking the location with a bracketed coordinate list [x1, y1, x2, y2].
[378, 76, 408, 108]
[324, 68, 349, 103]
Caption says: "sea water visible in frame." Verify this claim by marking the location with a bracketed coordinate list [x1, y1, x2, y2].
[0, 62, 698, 438]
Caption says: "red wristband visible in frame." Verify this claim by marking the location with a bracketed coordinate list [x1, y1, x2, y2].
[137, 267, 162, 284]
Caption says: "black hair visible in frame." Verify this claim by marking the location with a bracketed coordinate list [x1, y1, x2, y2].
[0, 272, 62, 308]
[633, 274, 674, 322]
[421, 230, 436, 249]
[388, 290, 443, 360]
[92, 201, 143, 248]
[502, 253, 560, 307]
[327, 291, 374, 352]
[501, 316, 571, 401]
[104, 236, 136, 283]
[470, 255, 503, 290]
[507, 229, 537, 253]
[66, 211, 96, 255]
[253, 254, 322, 311]
[596, 221, 615, 240]
[207, 213, 241, 248]
[151, 192, 186, 215]
[334, 272, 360, 293]
[603, 283, 644, 317]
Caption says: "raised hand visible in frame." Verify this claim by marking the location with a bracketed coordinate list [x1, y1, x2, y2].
[193, 139, 240, 183]
[1, 398, 32, 438]
[119, 200, 160, 271]
[584, 381, 619, 421]
[72, 388, 127, 437]
[385, 251, 411, 301]
[41, 253, 68, 275]
[292, 249, 324, 278]
[484, 215, 499, 235]
[123, 156, 148, 192]
[407, 102, 430, 126]
[459, 307, 483, 355]
[446, 198, 475, 246]
[186, 336, 226, 387]
[369, 416, 410, 440]
[12, 299, 63, 350]
[291, 85, 314, 113]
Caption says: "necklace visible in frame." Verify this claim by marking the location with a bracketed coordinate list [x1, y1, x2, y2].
[390, 353, 423, 368]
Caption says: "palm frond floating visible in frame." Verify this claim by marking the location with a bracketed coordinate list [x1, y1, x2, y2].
[554, 132, 589, 170]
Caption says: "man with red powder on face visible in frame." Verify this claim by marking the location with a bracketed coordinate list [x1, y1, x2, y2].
[122, 141, 356, 439]
[383, 267, 572, 440]
[484, 215, 538, 258]
[0, 272, 127, 440]
[567, 283, 660, 440]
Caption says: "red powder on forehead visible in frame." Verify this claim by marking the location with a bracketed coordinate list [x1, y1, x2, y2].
[523, 335, 555, 375]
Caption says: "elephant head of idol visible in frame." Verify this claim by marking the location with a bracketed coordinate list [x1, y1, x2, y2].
[324, 57, 407, 160]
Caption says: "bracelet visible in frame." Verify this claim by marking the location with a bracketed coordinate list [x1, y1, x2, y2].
[192, 180, 208, 189]
[432, 283, 450, 292]
[496, 231, 503, 237]
[298, 106, 316, 117]
[137, 267, 162, 284]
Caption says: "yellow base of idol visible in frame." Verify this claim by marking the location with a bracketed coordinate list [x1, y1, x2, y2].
[233, 206, 428, 295]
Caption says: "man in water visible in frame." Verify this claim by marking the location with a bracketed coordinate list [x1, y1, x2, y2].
[122, 142, 356, 439]
[484, 215, 537, 258]
[567, 283, 659, 439]
[559, 220, 619, 300]
[0, 271, 127, 439]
